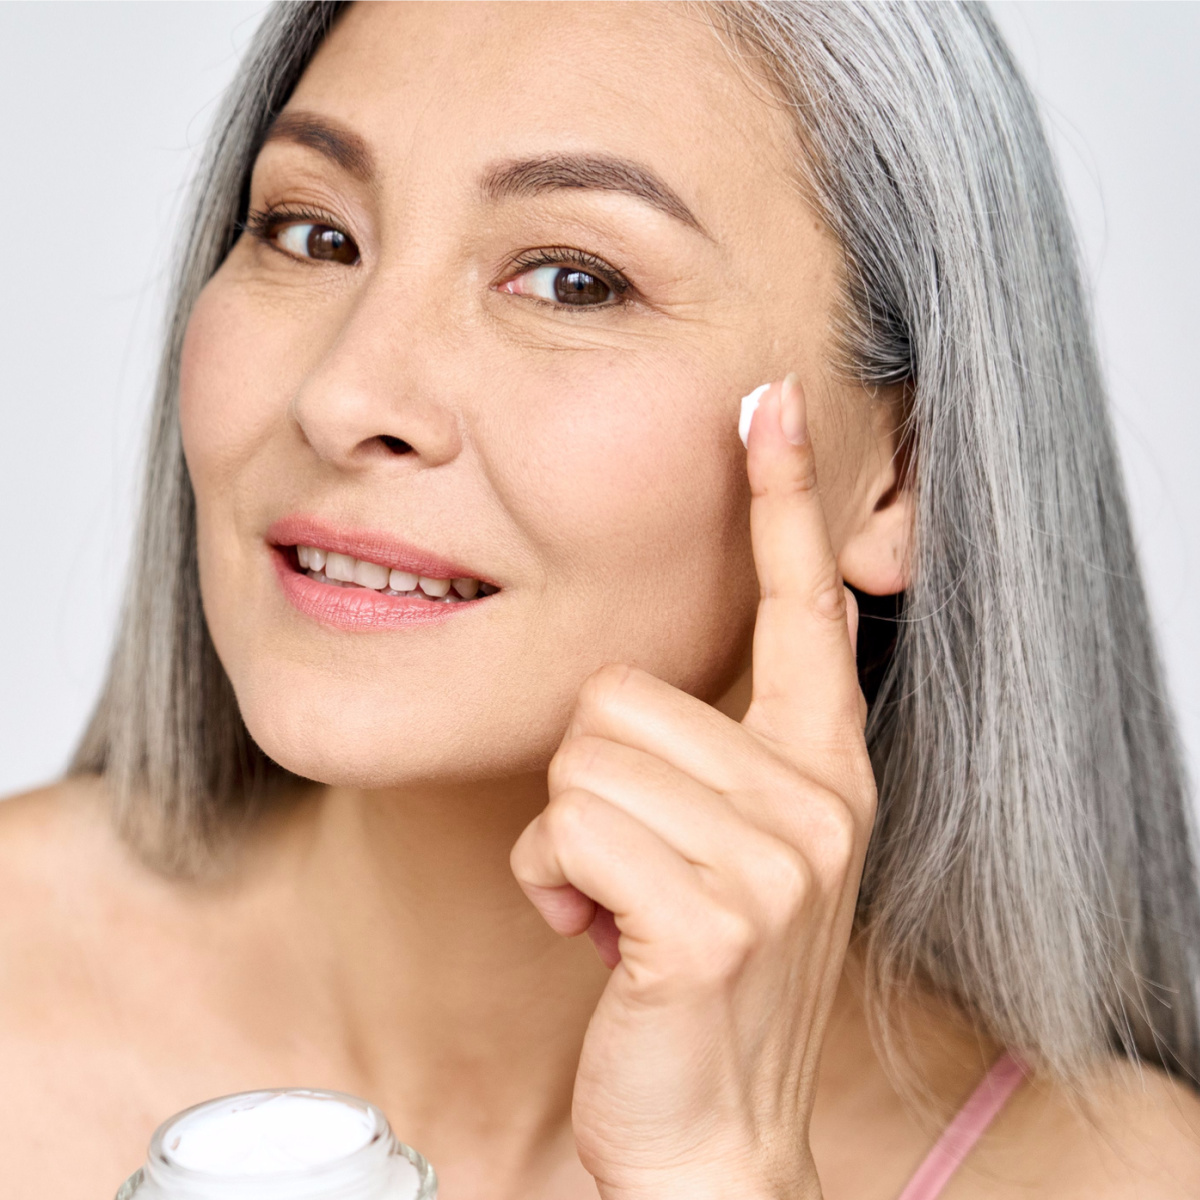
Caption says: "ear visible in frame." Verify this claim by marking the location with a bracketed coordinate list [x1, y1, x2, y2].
[837, 392, 913, 597]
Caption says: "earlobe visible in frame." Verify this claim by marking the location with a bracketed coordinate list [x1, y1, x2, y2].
[837, 387, 914, 598]
[839, 504, 912, 597]
[837, 460, 914, 598]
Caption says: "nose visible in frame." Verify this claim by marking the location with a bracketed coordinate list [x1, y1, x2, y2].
[288, 274, 463, 472]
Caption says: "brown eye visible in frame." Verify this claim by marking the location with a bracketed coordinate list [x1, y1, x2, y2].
[276, 221, 359, 265]
[554, 269, 611, 305]
[501, 264, 617, 307]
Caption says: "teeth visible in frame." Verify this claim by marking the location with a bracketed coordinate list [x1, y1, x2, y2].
[324, 552, 357, 584]
[295, 546, 488, 602]
[353, 559, 390, 590]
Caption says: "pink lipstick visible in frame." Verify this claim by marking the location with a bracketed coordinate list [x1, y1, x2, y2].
[267, 514, 498, 632]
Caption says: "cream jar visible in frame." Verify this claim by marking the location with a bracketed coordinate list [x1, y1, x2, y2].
[115, 1089, 437, 1200]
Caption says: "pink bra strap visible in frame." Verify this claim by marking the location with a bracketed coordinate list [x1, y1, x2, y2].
[895, 1052, 1027, 1200]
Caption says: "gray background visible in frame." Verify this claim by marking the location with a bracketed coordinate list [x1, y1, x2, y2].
[2, 3, 1198, 809]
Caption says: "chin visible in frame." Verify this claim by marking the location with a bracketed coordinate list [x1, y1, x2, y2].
[230, 663, 565, 790]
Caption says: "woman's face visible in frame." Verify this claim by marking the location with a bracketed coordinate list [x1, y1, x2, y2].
[180, 1, 896, 788]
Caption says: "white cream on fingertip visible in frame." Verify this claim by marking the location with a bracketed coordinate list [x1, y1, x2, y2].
[738, 383, 771, 448]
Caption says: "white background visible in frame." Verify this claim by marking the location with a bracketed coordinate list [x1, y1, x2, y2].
[1, 2, 1198, 810]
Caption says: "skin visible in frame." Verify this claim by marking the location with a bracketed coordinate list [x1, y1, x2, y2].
[0, 4, 1197, 1198]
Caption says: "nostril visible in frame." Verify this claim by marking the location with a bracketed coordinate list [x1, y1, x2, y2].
[379, 435, 413, 454]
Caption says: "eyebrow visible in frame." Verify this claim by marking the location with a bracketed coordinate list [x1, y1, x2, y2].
[258, 114, 709, 239]
[480, 153, 710, 238]
[260, 111, 375, 182]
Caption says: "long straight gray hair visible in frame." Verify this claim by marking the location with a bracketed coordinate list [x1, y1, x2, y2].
[72, 0, 1200, 1090]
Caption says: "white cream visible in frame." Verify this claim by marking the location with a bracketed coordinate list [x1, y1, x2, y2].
[164, 1092, 375, 1174]
[738, 383, 771, 448]
[115, 1088, 437, 1200]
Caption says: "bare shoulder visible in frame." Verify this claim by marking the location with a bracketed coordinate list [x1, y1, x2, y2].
[0, 772, 111, 843]
[0, 773, 103, 886]
[0, 774, 119, 919]
[0, 777, 164, 1195]
[0, 775, 142, 1032]
[954, 1055, 1200, 1198]
[0, 773, 195, 1026]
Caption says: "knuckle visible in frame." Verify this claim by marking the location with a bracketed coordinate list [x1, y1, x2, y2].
[577, 662, 637, 716]
[785, 441, 820, 496]
[757, 841, 813, 926]
[545, 749, 572, 794]
[838, 751, 879, 814]
[811, 576, 848, 625]
[542, 788, 596, 844]
[752, 446, 819, 502]
[548, 735, 605, 792]
[822, 799, 859, 861]
[807, 791, 860, 873]
[508, 832, 534, 881]
[793, 453, 820, 497]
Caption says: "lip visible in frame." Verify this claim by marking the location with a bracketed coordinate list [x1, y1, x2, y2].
[267, 514, 497, 632]
[268, 515, 495, 584]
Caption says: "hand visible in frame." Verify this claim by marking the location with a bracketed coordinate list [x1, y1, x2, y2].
[510, 375, 877, 1200]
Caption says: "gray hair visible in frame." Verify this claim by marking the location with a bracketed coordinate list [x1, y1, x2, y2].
[72, 1, 1200, 1089]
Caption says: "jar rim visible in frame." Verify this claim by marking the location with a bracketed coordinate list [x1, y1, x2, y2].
[136, 1087, 435, 1200]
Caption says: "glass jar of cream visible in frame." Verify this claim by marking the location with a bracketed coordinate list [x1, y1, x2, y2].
[115, 1088, 437, 1200]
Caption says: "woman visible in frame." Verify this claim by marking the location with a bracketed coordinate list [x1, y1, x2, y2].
[1, 1, 1197, 1195]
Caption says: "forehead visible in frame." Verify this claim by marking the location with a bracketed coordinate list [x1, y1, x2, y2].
[286, 0, 801, 235]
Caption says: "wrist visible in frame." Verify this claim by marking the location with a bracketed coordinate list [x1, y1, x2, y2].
[594, 1162, 821, 1200]
[599, 1186, 819, 1200]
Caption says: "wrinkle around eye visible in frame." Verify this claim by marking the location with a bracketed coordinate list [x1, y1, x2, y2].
[482, 262, 729, 354]
[481, 297, 708, 357]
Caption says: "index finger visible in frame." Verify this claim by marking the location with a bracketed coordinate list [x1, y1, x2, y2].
[743, 374, 863, 745]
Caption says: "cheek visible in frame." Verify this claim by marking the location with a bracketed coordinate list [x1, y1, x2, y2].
[178, 280, 290, 503]
[507, 356, 740, 553]
[482, 351, 758, 693]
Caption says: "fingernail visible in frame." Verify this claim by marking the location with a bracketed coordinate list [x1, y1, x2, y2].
[780, 372, 806, 445]
[738, 383, 771, 448]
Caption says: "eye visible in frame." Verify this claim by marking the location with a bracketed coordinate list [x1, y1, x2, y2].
[498, 250, 629, 309]
[506, 265, 614, 306]
[246, 207, 360, 265]
[274, 221, 359, 265]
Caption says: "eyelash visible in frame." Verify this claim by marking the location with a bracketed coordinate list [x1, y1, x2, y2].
[243, 207, 634, 306]
[506, 246, 632, 305]
[243, 205, 352, 254]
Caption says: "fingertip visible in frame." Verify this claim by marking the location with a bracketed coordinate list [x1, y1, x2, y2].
[741, 375, 808, 458]
[781, 372, 807, 446]
[743, 384, 785, 481]
[519, 881, 598, 938]
[738, 382, 772, 448]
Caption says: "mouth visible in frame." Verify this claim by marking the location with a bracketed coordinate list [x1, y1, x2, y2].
[285, 543, 499, 604]
[266, 516, 500, 630]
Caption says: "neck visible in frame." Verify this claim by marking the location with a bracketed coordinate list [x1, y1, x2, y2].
[229, 775, 610, 1177]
